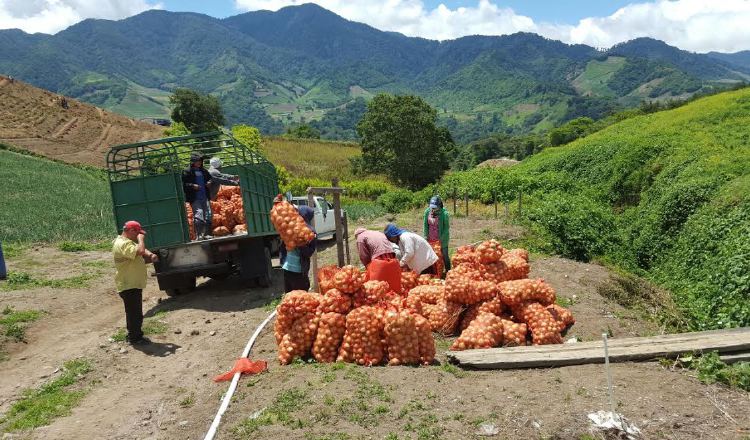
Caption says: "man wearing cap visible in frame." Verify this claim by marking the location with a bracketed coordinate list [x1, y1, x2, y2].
[182, 153, 213, 239]
[384, 223, 438, 275]
[112, 221, 159, 344]
[423, 195, 451, 273]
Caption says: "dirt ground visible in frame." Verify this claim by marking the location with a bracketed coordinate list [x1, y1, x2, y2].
[0, 75, 164, 166]
[1, 216, 749, 440]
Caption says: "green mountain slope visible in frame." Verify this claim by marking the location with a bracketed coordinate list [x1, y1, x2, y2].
[445, 88, 750, 329]
[0, 5, 746, 142]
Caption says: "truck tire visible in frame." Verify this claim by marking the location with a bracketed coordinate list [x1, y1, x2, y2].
[257, 247, 273, 288]
[159, 274, 196, 297]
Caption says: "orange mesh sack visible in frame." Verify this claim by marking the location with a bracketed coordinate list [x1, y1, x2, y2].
[317, 265, 340, 293]
[513, 301, 563, 345]
[337, 306, 385, 366]
[414, 314, 436, 365]
[333, 265, 365, 294]
[408, 285, 445, 304]
[499, 279, 556, 308]
[445, 268, 497, 305]
[185, 203, 196, 240]
[270, 199, 315, 250]
[480, 261, 511, 284]
[418, 274, 435, 286]
[383, 310, 421, 366]
[276, 312, 319, 365]
[421, 299, 462, 335]
[459, 296, 505, 331]
[400, 271, 418, 294]
[213, 226, 230, 236]
[319, 289, 352, 314]
[499, 254, 530, 280]
[429, 241, 445, 278]
[233, 224, 247, 234]
[452, 245, 479, 267]
[476, 239, 505, 264]
[451, 312, 504, 351]
[362, 280, 389, 304]
[500, 319, 528, 346]
[547, 304, 575, 331]
[508, 248, 529, 262]
[312, 312, 347, 363]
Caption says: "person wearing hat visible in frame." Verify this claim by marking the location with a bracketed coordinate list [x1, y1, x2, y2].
[423, 195, 451, 273]
[112, 221, 159, 345]
[384, 223, 438, 275]
[182, 152, 213, 239]
[355, 228, 401, 292]
[280, 205, 317, 292]
[207, 157, 240, 201]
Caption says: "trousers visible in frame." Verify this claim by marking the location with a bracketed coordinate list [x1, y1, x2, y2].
[118, 289, 143, 341]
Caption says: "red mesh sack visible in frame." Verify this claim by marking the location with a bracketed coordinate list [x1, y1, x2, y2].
[451, 312, 504, 351]
[499, 279, 556, 308]
[333, 265, 365, 294]
[476, 239, 505, 264]
[312, 312, 347, 363]
[185, 203, 196, 240]
[337, 306, 385, 366]
[383, 310, 421, 366]
[270, 199, 316, 250]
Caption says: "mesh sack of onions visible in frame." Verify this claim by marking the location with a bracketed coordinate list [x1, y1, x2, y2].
[270, 199, 316, 250]
[317, 265, 340, 293]
[184, 203, 196, 240]
[408, 285, 445, 305]
[233, 224, 247, 234]
[319, 289, 352, 314]
[333, 265, 365, 294]
[362, 280, 389, 303]
[212, 226, 230, 236]
[404, 293, 424, 316]
[452, 245, 480, 267]
[507, 248, 529, 262]
[414, 314, 436, 365]
[429, 241, 445, 278]
[499, 254, 530, 280]
[421, 299, 462, 335]
[479, 260, 511, 284]
[547, 304, 576, 331]
[451, 312, 504, 351]
[276, 312, 319, 365]
[277, 291, 321, 321]
[312, 312, 347, 363]
[400, 271, 418, 294]
[498, 279, 556, 308]
[500, 319, 528, 346]
[337, 306, 386, 366]
[383, 310, 421, 366]
[512, 301, 563, 345]
[476, 239, 505, 264]
[445, 268, 497, 304]
[418, 274, 435, 286]
[459, 296, 505, 331]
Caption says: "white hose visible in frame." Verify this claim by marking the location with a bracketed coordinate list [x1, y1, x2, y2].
[203, 310, 277, 440]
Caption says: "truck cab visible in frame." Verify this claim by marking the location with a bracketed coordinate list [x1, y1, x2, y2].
[289, 196, 344, 240]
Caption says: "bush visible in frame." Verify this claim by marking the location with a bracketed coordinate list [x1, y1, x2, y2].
[377, 189, 419, 213]
[525, 192, 617, 262]
[343, 201, 387, 221]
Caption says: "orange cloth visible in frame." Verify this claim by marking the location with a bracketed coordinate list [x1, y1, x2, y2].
[213, 358, 268, 382]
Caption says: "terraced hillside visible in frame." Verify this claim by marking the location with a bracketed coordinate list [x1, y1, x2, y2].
[0, 75, 164, 166]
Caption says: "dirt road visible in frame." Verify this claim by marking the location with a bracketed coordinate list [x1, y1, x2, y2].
[1, 218, 749, 439]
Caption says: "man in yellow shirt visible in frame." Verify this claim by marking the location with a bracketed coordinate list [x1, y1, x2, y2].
[113, 221, 158, 344]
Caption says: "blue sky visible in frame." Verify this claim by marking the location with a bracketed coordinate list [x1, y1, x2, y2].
[1, 1, 749, 52]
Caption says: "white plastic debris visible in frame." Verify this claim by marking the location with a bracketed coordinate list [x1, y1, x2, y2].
[587, 410, 642, 439]
[476, 422, 500, 436]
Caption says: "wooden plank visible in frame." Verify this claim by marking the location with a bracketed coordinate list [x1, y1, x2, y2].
[307, 191, 318, 292]
[447, 327, 750, 369]
[331, 178, 345, 267]
[306, 186, 345, 194]
[721, 352, 750, 364]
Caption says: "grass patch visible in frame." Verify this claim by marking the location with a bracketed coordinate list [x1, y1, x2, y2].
[179, 393, 195, 408]
[58, 241, 111, 252]
[111, 311, 168, 342]
[675, 352, 750, 391]
[2, 243, 27, 260]
[439, 363, 467, 378]
[81, 260, 110, 269]
[1, 272, 96, 291]
[263, 297, 281, 312]
[1, 307, 43, 343]
[597, 272, 686, 330]
[232, 387, 310, 436]
[0, 358, 92, 432]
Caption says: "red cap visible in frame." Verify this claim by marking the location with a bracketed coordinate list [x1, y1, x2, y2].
[123, 220, 144, 233]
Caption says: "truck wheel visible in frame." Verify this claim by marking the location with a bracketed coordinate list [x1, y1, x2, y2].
[160, 274, 196, 296]
[257, 247, 273, 288]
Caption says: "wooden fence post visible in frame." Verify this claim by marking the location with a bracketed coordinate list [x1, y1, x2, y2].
[517, 190, 522, 217]
[343, 211, 351, 265]
[453, 189, 458, 215]
[307, 189, 318, 292]
[332, 178, 345, 267]
[464, 194, 469, 217]
[493, 191, 498, 219]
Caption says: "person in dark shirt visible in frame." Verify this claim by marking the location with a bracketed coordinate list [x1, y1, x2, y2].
[182, 153, 213, 240]
[279, 205, 317, 292]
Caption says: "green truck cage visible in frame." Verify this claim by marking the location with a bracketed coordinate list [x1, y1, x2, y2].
[106, 130, 279, 250]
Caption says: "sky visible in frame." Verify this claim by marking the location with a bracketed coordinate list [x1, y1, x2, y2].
[0, 0, 748, 53]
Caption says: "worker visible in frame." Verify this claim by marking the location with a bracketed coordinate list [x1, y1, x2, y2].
[0, 241, 7, 280]
[355, 228, 400, 292]
[384, 223, 438, 275]
[182, 153, 213, 240]
[280, 205, 317, 292]
[423, 195, 451, 274]
[207, 157, 240, 201]
[112, 221, 159, 345]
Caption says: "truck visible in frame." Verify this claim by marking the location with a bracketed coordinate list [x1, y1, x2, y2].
[106, 130, 281, 295]
[289, 196, 345, 240]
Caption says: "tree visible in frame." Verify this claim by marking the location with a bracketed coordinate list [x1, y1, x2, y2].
[548, 117, 595, 146]
[169, 88, 225, 133]
[286, 124, 321, 139]
[231, 124, 263, 150]
[356, 94, 452, 188]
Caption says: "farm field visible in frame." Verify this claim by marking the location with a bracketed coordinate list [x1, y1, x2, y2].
[261, 136, 362, 181]
[1, 215, 749, 439]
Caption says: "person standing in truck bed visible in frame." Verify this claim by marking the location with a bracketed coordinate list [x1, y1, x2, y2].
[182, 153, 213, 240]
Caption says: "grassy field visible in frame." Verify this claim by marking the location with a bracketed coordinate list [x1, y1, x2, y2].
[572, 56, 626, 97]
[261, 136, 362, 181]
[0, 148, 113, 243]
[108, 82, 171, 119]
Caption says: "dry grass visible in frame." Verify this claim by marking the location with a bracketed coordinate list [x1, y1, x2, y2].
[261, 137, 361, 180]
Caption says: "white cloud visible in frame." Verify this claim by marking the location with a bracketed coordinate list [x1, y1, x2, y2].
[0, 0, 162, 34]
[234, 0, 750, 53]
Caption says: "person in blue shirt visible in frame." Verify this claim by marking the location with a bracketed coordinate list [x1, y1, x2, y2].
[181, 153, 213, 240]
[279, 205, 317, 292]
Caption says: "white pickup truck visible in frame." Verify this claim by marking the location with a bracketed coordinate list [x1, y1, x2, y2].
[290, 196, 345, 240]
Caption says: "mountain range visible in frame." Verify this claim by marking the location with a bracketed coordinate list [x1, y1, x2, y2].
[1, 3, 748, 143]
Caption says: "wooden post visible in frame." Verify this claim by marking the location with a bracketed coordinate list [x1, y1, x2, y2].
[493, 191, 498, 219]
[332, 178, 345, 267]
[464, 194, 469, 217]
[517, 190, 522, 217]
[307, 190, 318, 292]
[343, 211, 351, 265]
[453, 189, 457, 215]
[505, 202, 509, 218]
